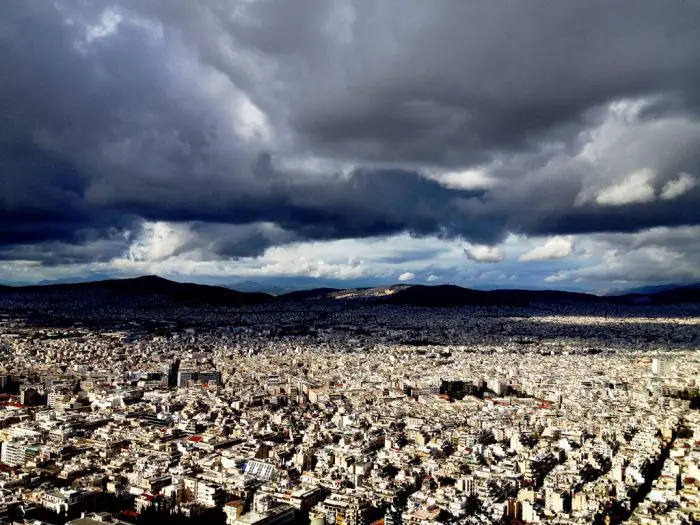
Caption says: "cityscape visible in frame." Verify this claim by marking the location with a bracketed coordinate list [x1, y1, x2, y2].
[2, 1, 700, 524]
[0, 279, 699, 524]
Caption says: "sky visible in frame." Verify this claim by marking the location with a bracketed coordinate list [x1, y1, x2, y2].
[2, 0, 700, 292]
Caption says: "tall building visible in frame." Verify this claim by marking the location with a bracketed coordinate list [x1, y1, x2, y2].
[457, 476, 477, 495]
[487, 378, 507, 396]
[20, 387, 47, 406]
[546, 490, 570, 513]
[652, 358, 671, 376]
[176, 369, 220, 387]
[1, 440, 42, 467]
[177, 370, 198, 388]
[167, 359, 180, 388]
[199, 371, 222, 386]
[313, 495, 371, 525]
[226, 496, 294, 525]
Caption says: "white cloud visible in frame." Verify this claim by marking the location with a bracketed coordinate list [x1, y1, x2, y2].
[478, 270, 506, 281]
[398, 271, 415, 281]
[99, 231, 472, 284]
[660, 172, 697, 200]
[570, 97, 700, 208]
[544, 226, 700, 285]
[594, 169, 656, 206]
[85, 9, 122, 43]
[463, 244, 504, 263]
[126, 222, 193, 262]
[431, 168, 498, 190]
[519, 236, 574, 262]
[427, 274, 440, 282]
[233, 95, 273, 144]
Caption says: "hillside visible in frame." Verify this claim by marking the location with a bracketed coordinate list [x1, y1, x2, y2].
[381, 285, 603, 307]
[0, 275, 272, 307]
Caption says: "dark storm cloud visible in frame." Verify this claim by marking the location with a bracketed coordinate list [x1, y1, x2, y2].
[1, 0, 700, 265]
[0, 236, 130, 266]
[260, 168, 494, 243]
[285, 1, 700, 163]
[0, 141, 139, 250]
[120, 165, 496, 258]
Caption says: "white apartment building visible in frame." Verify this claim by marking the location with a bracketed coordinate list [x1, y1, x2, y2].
[1, 440, 42, 467]
[652, 358, 672, 376]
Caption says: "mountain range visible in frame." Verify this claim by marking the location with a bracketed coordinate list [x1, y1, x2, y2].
[1, 275, 699, 308]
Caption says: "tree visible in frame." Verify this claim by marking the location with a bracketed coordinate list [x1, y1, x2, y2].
[677, 426, 693, 439]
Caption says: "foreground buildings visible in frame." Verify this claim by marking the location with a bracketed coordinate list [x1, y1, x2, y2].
[0, 300, 699, 524]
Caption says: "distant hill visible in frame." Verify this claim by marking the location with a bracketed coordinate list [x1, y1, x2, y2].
[276, 285, 412, 302]
[381, 285, 603, 307]
[35, 273, 117, 286]
[613, 286, 700, 306]
[604, 282, 700, 296]
[0, 275, 272, 307]
[221, 276, 401, 295]
[1, 276, 699, 309]
[275, 284, 601, 307]
[222, 280, 292, 295]
[275, 287, 341, 302]
[278, 283, 700, 307]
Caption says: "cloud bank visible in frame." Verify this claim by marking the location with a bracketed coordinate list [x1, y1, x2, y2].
[2, 0, 700, 288]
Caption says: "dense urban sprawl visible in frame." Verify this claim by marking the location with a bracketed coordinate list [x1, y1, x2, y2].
[1, 301, 699, 525]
